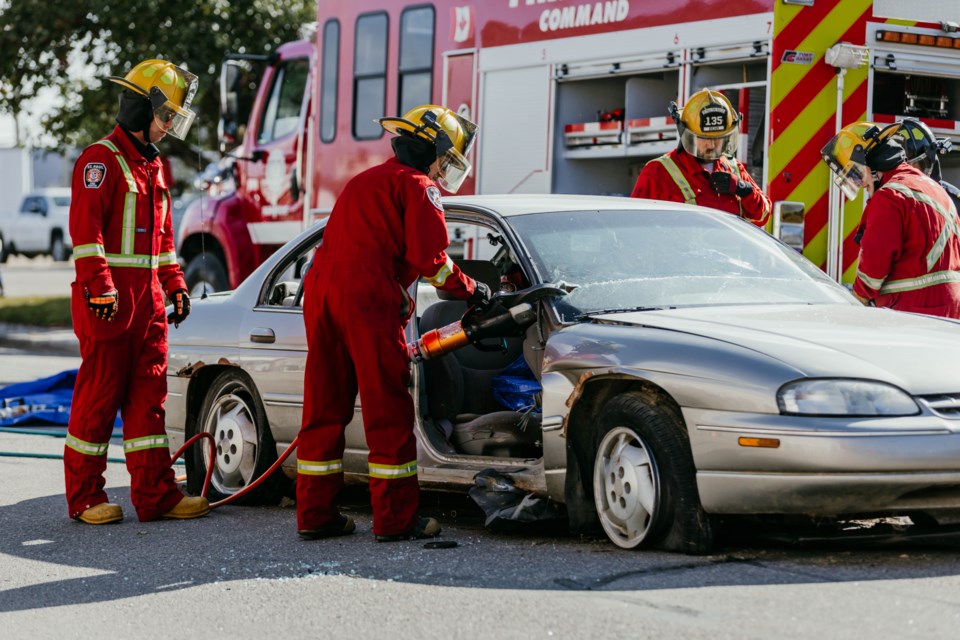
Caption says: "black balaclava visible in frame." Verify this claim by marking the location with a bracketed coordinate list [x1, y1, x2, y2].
[865, 138, 905, 191]
[391, 133, 437, 174]
[116, 90, 160, 160]
[865, 138, 906, 172]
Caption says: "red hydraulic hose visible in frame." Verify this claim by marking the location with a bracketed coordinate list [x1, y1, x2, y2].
[168, 432, 300, 510]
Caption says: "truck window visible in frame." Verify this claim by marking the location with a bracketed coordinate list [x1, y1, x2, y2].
[21, 197, 45, 215]
[320, 19, 340, 143]
[257, 58, 309, 145]
[398, 6, 434, 115]
[353, 11, 388, 140]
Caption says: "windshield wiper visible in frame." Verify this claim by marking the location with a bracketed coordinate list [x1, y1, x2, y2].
[575, 306, 665, 320]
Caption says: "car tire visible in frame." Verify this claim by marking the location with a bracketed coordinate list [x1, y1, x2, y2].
[50, 233, 68, 262]
[187, 369, 288, 505]
[184, 253, 230, 296]
[591, 391, 715, 554]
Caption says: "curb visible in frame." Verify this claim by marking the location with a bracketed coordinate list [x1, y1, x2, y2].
[0, 323, 80, 357]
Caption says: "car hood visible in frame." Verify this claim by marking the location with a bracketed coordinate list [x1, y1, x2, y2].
[591, 304, 960, 393]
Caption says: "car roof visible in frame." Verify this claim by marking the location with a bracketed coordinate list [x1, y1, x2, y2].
[441, 193, 709, 217]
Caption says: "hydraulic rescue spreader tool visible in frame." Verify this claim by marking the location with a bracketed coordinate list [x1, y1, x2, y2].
[407, 283, 567, 362]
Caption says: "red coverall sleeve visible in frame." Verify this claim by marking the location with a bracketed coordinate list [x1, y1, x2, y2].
[736, 160, 772, 227]
[402, 178, 475, 299]
[631, 162, 673, 200]
[853, 190, 904, 301]
[69, 146, 115, 296]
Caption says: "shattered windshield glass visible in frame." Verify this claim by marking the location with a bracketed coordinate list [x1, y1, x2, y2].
[505, 209, 854, 320]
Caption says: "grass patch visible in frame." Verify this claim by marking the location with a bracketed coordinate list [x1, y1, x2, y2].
[0, 296, 72, 327]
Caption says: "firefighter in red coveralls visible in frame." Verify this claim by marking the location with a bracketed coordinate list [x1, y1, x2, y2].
[631, 89, 771, 227]
[821, 121, 960, 318]
[296, 105, 490, 541]
[66, 59, 210, 524]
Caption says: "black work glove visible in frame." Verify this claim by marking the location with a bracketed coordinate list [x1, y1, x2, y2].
[709, 171, 754, 198]
[468, 280, 492, 310]
[167, 289, 191, 327]
[86, 289, 118, 322]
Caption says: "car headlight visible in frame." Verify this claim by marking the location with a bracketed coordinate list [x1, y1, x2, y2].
[778, 379, 919, 416]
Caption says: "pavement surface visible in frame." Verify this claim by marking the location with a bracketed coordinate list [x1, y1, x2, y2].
[0, 323, 79, 358]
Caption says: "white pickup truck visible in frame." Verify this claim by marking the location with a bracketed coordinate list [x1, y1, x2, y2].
[0, 188, 72, 262]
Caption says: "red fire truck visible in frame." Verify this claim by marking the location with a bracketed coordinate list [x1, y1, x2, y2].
[177, 0, 960, 292]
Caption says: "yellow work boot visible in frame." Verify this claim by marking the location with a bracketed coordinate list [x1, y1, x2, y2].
[161, 495, 211, 519]
[77, 502, 124, 525]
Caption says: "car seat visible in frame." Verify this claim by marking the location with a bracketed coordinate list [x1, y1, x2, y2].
[418, 259, 541, 458]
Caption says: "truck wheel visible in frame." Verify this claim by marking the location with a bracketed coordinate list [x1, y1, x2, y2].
[186, 370, 288, 505]
[50, 233, 68, 262]
[184, 253, 230, 295]
[591, 391, 715, 554]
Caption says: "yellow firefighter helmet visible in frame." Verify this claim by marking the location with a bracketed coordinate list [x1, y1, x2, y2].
[820, 122, 900, 200]
[108, 59, 198, 140]
[379, 105, 479, 193]
[672, 89, 741, 162]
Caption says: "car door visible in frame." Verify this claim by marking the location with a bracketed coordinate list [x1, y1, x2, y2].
[408, 209, 548, 488]
[235, 226, 367, 458]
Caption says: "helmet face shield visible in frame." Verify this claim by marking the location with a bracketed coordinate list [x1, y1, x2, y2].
[831, 159, 867, 201]
[436, 147, 471, 193]
[681, 129, 739, 161]
[154, 102, 196, 140]
[821, 128, 872, 201]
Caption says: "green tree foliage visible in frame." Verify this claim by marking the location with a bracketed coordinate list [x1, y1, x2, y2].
[0, 0, 313, 165]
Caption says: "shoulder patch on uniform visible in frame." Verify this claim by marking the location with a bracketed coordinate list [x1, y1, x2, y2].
[84, 163, 107, 189]
[426, 186, 443, 211]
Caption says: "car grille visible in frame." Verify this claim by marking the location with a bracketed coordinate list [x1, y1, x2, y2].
[919, 394, 960, 419]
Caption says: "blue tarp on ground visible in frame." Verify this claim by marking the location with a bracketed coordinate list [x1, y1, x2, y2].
[0, 369, 121, 427]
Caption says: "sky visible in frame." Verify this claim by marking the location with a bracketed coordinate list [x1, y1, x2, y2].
[0, 87, 62, 149]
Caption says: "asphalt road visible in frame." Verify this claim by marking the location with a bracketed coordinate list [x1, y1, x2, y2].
[3, 347, 960, 638]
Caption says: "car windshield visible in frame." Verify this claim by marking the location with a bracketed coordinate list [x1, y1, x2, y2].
[53, 196, 70, 207]
[506, 208, 854, 319]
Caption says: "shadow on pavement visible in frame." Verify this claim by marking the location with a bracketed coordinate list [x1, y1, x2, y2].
[2, 485, 960, 613]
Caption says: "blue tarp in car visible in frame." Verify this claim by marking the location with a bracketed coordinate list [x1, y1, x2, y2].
[491, 355, 541, 412]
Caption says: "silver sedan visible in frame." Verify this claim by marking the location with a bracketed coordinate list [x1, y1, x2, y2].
[165, 194, 960, 553]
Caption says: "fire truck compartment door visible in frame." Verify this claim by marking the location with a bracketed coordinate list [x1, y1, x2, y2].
[478, 66, 552, 194]
[872, 49, 960, 80]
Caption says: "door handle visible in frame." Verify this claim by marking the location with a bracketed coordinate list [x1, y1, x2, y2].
[250, 328, 276, 344]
